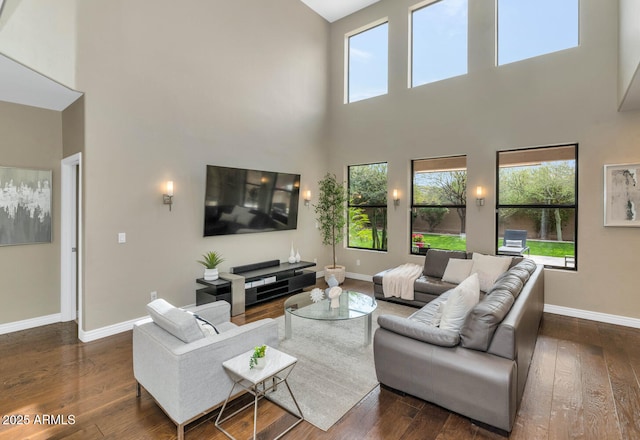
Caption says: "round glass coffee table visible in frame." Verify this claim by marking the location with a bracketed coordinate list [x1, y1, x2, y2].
[284, 290, 377, 346]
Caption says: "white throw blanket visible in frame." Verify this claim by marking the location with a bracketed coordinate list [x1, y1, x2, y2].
[382, 263, 423, 300]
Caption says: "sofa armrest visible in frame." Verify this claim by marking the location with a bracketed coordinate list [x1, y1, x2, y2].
[377, 315, 459, 347]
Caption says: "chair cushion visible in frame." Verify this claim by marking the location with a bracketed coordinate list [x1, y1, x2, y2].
[146, 299, 205, 343]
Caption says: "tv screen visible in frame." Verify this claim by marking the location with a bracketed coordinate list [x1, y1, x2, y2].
[204, 165, 301, 236]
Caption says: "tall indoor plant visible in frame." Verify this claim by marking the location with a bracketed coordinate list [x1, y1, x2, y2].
[314, 173, 347, 284]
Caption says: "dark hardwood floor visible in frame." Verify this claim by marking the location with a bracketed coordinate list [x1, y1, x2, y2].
[1, 278, 639, 439]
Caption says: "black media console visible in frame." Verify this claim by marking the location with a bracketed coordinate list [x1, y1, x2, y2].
[196, 259, 316, 307]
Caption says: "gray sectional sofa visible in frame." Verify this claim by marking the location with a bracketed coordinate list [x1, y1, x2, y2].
[373, 248, 523, 307]
[373, 257, 544, 433]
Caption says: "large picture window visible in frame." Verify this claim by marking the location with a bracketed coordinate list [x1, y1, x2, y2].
[348, 163, 388, 251]
[497, 144, 578, 269]
[411, 0, 468, 87]
[411, 156, 467, 254]
[346, 20, 389, 103]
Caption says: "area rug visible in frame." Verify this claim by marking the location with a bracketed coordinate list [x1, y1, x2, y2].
[266, 299, 416, 431]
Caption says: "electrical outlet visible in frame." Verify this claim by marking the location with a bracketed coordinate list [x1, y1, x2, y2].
[356, 259, 361, 266]
[313, 258, 317, 264]
[150, 291, 157, 301]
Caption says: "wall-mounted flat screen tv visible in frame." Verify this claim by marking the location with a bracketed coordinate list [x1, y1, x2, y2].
[204, 165, 301, 236]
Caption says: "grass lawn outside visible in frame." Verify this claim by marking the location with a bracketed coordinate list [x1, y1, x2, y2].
[415, 233, 575, 257]
[350, 231, 575, 258]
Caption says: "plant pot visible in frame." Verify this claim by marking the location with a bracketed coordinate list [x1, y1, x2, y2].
[324, 265, 346, 285]
[255, 357, 266, 369]
[204, 268, 219, 281]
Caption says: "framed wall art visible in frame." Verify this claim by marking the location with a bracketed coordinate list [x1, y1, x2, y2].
[0, 167, 52, 245]
[604, 163, 640, 227]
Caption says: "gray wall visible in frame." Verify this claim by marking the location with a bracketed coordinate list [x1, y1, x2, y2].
[0, 100, 62, 323]
[74, 0, 330, 331]
[327, 0, 640, 319]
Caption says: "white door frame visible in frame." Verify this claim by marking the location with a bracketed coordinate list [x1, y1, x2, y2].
[61, 153, 83, 332]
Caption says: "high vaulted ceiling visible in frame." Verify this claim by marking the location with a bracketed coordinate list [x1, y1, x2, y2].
[300, 0, 381, 23]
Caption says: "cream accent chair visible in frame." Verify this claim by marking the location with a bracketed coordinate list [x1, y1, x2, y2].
[133, 299, 278, 440]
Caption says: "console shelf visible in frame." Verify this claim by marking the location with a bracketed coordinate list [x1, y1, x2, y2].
[196, 260, 316, 310]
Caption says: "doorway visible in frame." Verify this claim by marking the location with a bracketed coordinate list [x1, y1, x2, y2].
[61, 153, 82, 334]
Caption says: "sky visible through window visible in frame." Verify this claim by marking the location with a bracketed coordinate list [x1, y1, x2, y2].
[348, 22, 388, 103]
[498, 0, 579, 65]
[412, 0, 468, 87]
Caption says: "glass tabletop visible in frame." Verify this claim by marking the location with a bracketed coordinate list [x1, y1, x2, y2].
[285, 290, 377, 321]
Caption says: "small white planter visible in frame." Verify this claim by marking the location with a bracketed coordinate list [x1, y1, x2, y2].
[204, 268, 219, 281]
[255, 357, 266, 369]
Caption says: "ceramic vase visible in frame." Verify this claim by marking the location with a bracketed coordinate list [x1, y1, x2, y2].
[204, 268, 219, 281]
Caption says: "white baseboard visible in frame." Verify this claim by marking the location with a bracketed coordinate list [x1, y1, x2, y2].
[79, 316, 146, 343]
[346, 271, 373, 282]
[0, 313, 62, 335]
[544, 304, 640, 329]
[5, 292, 637, 344]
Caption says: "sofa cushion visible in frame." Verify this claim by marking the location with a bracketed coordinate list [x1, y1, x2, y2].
[439, 273, 480, 332]
[459, 288, 515, 351]
[377, 314, 460, 347]
[146, 299, 205, 343]
[409, 296, 447, 327]
[488, 275, 524, 298]
[470, 253, 512, 292]
[414, 275, 458, 296]
[422, 249, 468, 278]
[442, 258, 474, 284]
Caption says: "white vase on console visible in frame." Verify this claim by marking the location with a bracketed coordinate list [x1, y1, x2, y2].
[288, 243, 296, 263]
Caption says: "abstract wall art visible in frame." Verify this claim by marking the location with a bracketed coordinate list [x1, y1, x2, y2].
[604, 163, 640, 227]
[0, 167, 52, 245]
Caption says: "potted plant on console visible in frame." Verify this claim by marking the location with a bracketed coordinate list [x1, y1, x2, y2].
[198, 251, 225, 281]
[314, 173, 347, 284]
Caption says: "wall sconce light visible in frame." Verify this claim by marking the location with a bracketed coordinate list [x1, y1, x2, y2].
[393, 189, 400, 207]
[476, 186, 485, 206]
[163, 181, 174, 211]
[304, 190, 311, 207]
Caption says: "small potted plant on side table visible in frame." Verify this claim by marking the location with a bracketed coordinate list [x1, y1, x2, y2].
[249, 345, 267, 369]
[198, 251, 225, 281]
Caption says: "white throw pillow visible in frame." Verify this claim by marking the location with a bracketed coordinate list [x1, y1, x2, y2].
[470, 253, 512, 292]
[505, 239, 523, 248]
[439, 273, 480, 331]
[441, 259, 474, 284]
[146, 299, 205, 343]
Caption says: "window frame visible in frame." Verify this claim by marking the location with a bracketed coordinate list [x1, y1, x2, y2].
[410, 155, 467, 254]
[347, 162, 389, 252]
[495, 143, 579, 270]
[345, 18, 389, 104]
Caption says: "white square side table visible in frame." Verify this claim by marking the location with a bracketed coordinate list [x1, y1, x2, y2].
[215, 346, 304, 440]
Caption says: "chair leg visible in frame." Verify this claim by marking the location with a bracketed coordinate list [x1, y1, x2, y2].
[177, 423, 185, 440]
[136, 382, 141, 398]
